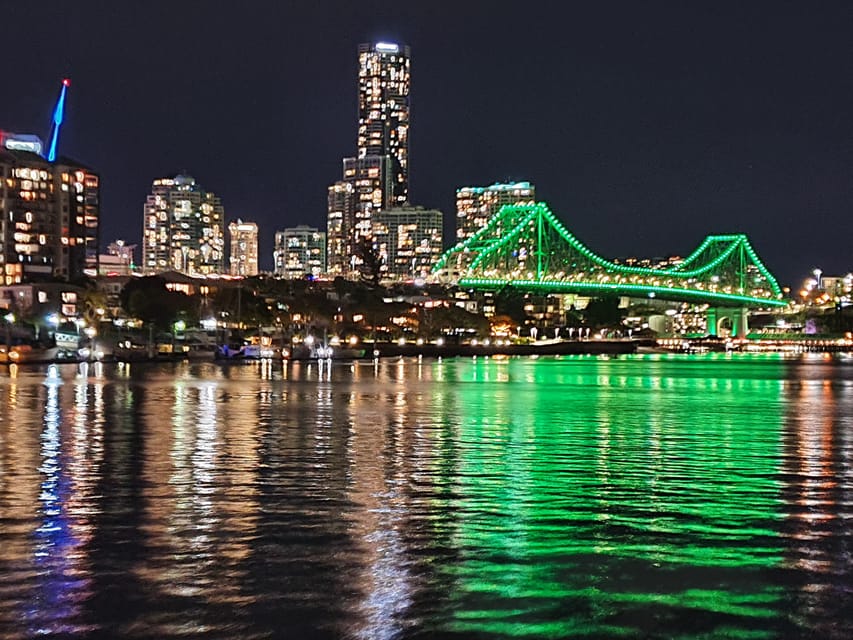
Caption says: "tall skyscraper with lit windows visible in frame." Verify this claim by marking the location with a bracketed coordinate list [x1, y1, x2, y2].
[228, 219, 259, 276]
[142, 174, 225, 276]
[327, 42, 411, 278]
[357, 42, 410, 206]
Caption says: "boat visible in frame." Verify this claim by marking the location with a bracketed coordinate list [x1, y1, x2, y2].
[0, 345, 60, 364]
[185, 341, 217, 361]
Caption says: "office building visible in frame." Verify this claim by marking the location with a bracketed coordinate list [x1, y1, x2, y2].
[0, 146, 99, 284]
[372, 206, 442, 281]
[142, 174, 225, 276]
[456, 181, 535, 243]
[327, 41, 411, 278]
[228, 219, 259, 276]
[274, 225, 326, 279]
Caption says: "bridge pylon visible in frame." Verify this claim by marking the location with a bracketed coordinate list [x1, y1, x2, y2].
[706, 307, 749, 338]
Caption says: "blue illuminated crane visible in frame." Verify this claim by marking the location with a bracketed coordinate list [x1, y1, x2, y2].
[46, 78, 70, 162]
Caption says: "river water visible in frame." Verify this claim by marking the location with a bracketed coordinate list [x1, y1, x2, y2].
[0, 354, 851, 639]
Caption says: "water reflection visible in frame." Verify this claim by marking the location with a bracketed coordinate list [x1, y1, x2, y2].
[0, 355, 850, 638]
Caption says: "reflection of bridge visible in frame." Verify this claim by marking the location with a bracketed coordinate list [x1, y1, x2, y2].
[432, 202, 786, 334]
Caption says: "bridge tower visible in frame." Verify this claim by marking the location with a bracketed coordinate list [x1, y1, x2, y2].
[706, 307, 749, 338]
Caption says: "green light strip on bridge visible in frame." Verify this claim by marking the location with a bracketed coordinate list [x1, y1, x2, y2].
[459, 278, 789, 308]
[435, 202, 785, 302]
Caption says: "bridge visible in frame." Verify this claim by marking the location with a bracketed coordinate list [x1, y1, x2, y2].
[432, 202, 786, 334]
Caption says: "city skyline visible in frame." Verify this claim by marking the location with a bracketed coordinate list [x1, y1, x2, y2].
[2, 2, 853, 285]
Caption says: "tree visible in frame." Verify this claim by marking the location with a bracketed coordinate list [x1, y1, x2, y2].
[494, 287, 528, 325]
[355, 237, 383, 286]
[119, 277, 195, 330]
[583, 296, 624, 329]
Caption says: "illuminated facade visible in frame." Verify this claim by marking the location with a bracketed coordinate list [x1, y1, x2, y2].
[327, 181, 354, 276]
[327, 41, 411, 279]
[357, 42, 410, 206]
[274, 225, 326, 279]
[372, 207, 443, 281]
[228, 219, 259, 276]
[142, 174, 225, 276]
[456, 181, 535, 243]
[0, 147, 99, 284]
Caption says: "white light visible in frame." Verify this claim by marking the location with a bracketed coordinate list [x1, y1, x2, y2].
[376, 42, 399, 53]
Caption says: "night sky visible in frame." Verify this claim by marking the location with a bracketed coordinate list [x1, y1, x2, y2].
[3, 1, 852, 286]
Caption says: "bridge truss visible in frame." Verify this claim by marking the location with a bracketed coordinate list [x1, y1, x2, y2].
[432, 202, 786, 308]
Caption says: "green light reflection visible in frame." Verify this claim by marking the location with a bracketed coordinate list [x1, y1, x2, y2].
[427, 355, 789, 639]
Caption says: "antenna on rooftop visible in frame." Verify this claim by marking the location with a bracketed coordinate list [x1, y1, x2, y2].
[47, 78, 71, 162]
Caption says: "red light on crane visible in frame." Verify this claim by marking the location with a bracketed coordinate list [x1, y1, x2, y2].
[62, 78, 71, 87]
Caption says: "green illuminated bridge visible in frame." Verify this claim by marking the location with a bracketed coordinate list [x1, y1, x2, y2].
[432, 202, 787, 309]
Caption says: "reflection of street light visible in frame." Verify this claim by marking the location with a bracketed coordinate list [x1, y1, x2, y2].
[80, 325, 97, 361]
[4, 312, 15, 354]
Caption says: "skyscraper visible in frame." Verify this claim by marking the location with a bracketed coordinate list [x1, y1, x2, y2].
[142, 174, 225, 276]
[327, 42, 411, 278]
[456, 182, 536, 243]
[228, 219, 259, 276]
[0, 146, 99, 284]
[357, 42, 410, 206]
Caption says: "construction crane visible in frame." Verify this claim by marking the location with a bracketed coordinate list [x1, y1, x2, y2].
[47, 78, 71, 162]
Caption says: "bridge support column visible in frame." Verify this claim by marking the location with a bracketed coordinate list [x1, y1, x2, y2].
[731, 308, 749, 338]
[706, 307, 718, 337]
[706, 307, 749, 338]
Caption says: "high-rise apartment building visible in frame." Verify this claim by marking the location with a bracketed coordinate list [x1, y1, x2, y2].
[372, 206, 442, 281]
[326, 181, 354, 276]
[0, 146, 99, 284]
[328, 42, 411, 278]
[357, 42, 410, 206]
[228, 219, 259, 276]
[142, 174, 225, 276]
[274, 225, 326, 279]
[456, 181, 535, 243]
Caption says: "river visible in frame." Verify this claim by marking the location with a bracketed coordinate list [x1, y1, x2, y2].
[0, 353, 851, 639]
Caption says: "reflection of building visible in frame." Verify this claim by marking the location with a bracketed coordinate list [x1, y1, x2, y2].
[274, 226, 326, 279]
[0, 147, 100, 283]
[456, 182, 535, 243]
[228, 219, 259, 276]
[142, 174, 225, 276]
[372, 207, 443, 281]
[327, 42, 411, 278]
